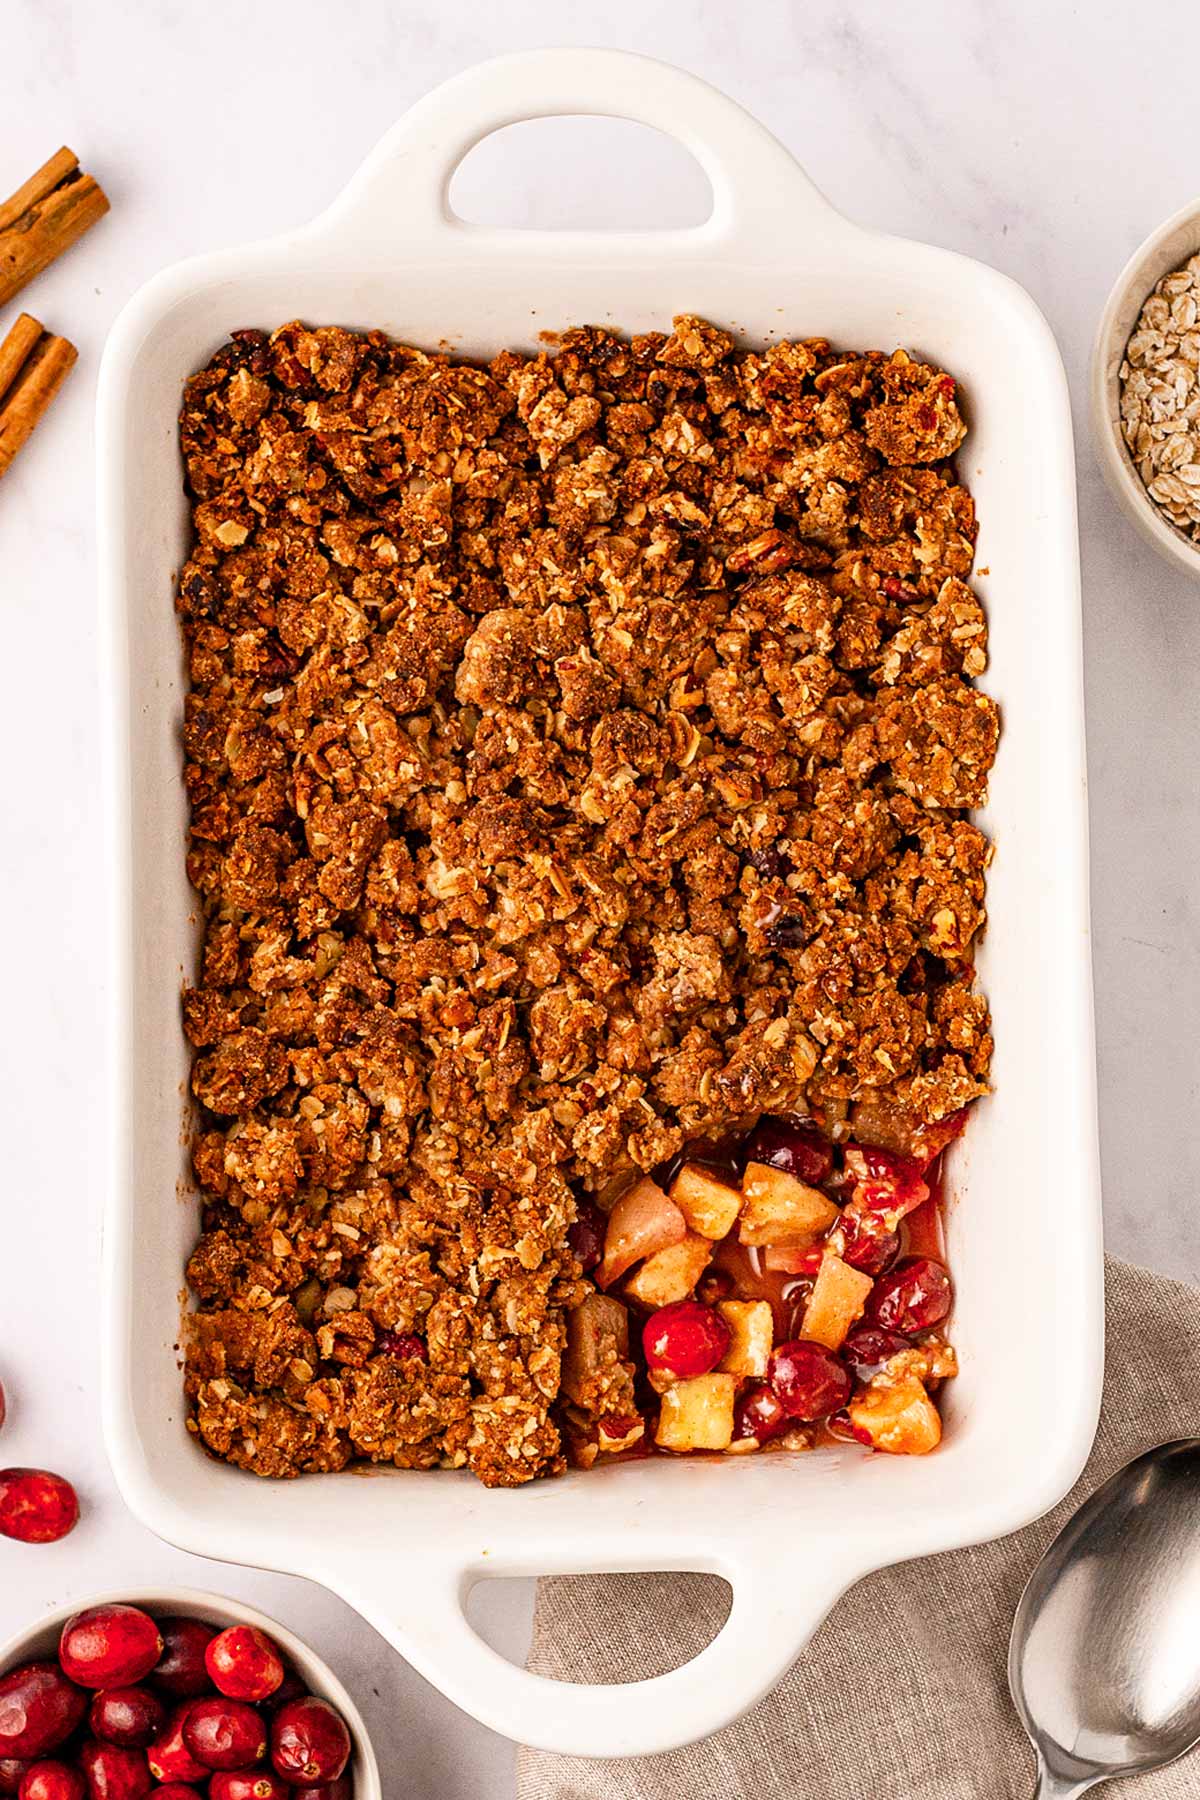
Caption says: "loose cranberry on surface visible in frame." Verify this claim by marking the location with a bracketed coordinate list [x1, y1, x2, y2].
[842, 1327, 912, 1385]
[209, 1772, 291, 1800]
[0, 1764, 30, 1797]
[182, 1699, 266, 1772]
[87, 1689, 164, 1750]
[0, 1664, 88, 1760]
[0, 1471, 79, 1544]
[151, 1621, 215, 1699]
[866, 1257, 953, 1334]
[77, 1741, 152, 1800]
[269, 1699, 351, 1786]
[839, 1216, 901, 1277]
[204, 1628, 284, 1705]
[731, 1384, 789, 1445]
[60, 1609, 163, 1691]
[18, 1762, 86, 1800]
[768, 1341, 852, 1421]
[376, 1331, 426, 1363]
[641, 1302, 730, 1380]
[145, 1707, 209, 1785]
[567, 1201, 605, 1274]
[740, 1116, 834, 1188]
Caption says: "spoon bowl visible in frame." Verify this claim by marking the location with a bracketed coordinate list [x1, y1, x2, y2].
[1010, 1440, 1200, 1797]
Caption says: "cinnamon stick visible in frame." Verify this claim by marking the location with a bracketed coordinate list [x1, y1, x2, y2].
[0, 147, 109, 308]
[0, 312, 77, 480]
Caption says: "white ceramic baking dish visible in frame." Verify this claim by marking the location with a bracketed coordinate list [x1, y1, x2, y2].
[98, 49, 1103, 1759]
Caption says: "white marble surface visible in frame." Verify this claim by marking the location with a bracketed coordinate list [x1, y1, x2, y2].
[2, 1, 1199, 1795]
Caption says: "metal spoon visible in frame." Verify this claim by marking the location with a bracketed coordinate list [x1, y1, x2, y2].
[1009, 1439, 1200, 1796]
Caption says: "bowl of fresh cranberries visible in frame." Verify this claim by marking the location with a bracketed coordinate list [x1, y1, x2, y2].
[0, 1591, 380, 1800]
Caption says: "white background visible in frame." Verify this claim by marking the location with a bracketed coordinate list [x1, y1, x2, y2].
[2, 2, 1198, 1796]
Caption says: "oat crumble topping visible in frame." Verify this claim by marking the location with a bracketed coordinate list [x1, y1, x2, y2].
[177, 316, 995, 1486]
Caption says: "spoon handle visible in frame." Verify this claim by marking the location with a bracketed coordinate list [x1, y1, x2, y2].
[1032, 1767, 1089, 1799]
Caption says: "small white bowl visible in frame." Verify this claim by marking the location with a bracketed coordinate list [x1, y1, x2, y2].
[0, 1588, 382, 1797]
[1091, 195, 1200, 578]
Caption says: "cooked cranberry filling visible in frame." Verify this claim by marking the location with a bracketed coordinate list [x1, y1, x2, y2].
[559, 1109, 964, 1465]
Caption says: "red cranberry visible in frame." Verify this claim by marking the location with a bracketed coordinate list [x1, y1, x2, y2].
[290, 1781, 352, 1800]
[87, 1689, 164, 1750]
[866, 1257, 953, 1333]
[151, 1620, 215, 1699]
[0, 1471, 79, 1544]
[0, 1765, 31, 1797]
[767, 1341, 852, 1421]
[740, 1116, 833, 1187]
[842, 1326, 912, 1384]
[146, 1707, 209, 1785]
[917, 404, 938, 431]
[846, 1145, 929, 1220]
[151, 1789, 202, 1800]
[269, 1699, 351, 1785]
[77, 1742, 151, 1800]
[641, 1302, 730, 1380]
[840, 1216, 901, 1277]
[19, 1763, 85, 1800]
[60, 1609, 163, 1691]
[183, 1699, 266, 1772]
[376, 1331, 426, 1362]
[0, 1663, 88, 1759]
[260, 1669, 306, 1717]
[731, 1384, 789, 1445]
[567, 1202, 605, 1274]
[209, 1774, 291, 1800]
[204, 1628, 283, 1704]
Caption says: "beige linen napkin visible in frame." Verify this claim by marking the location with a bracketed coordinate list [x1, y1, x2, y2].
[519, 1259, 1200, 1798]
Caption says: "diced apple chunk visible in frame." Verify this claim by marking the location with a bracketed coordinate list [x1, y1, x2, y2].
[655, 1373, 736, 1451]
[669, 1163, 742, 1239]
[562, 1294, 630, 1406]
[801, 1251, 874, 1350]
[738, 1162, 840, 1246]
[717, 1300, 774, 1377]
[848, 1374, 942, 1455]
[624, 1233, 712, 1307]
[596, 1177, 686, 1289]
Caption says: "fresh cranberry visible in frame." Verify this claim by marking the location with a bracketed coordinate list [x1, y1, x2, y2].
[290, 1780, 352, 1800]
[60, 1609, 163, 1691]
[269, 1699, 351, 1785]
[842, 1326, 912, 1384]
[741, 1116, 833, 1186]
[204, 1628, 283, 1704]
[376, 1331, 426, 1362]
[150, 1789, 202, 1800]
[0, 1664, 88, 1760]
[866, 1257, 953, 1333]
[87, 1689, 164, 1750]
[145, 1707, 209, 1785]
[151, 1621, 215, 1699]
[260, 1669, 306, 1717]
[209, 1773, 291, 1800]
[567, 1201, 605, 1274]
[840, 1216, 901, 1277]
[19, 1763, 85, 1800]
[731, 1384, 789, 1445]
[183, 1699, 266, 1772]
[77, 1742, 151, 1800]
[0, 1471, 79, 1544]
[768, 1341, 852, 1421]
[0, 1765, 30, 1797]
[641, 1302, 730, 1380]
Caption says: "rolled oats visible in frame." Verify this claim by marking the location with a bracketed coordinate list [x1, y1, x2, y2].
[1119, 251, 1200, 538]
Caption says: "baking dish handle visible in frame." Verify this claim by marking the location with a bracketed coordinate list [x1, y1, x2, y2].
[318, 47, 855, 260]
[331, 1544, 860, 1757]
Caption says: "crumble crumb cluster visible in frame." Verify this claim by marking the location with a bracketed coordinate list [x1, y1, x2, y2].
[177, 315, 996, 1487]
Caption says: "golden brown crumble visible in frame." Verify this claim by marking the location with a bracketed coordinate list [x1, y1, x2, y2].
[177, 316, 995, 1487]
